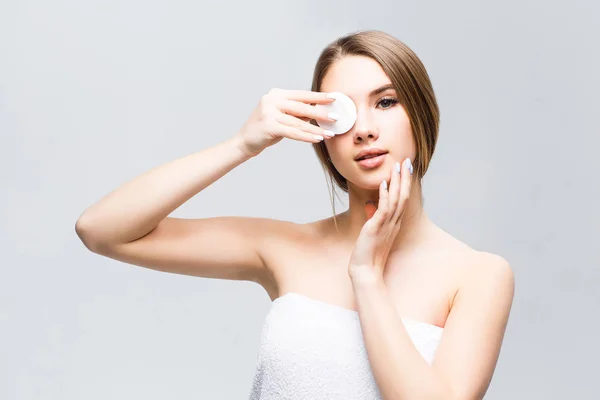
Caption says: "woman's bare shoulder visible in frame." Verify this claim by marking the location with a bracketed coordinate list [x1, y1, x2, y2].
[430, 226, 511, 284]
[260, 214, 339, 240]
[422, 224, 509, 276]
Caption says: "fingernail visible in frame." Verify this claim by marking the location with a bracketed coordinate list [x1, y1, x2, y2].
[314, 135, 324, 141]
[382, 180, 387, 190]
[328, 112, 340, 121]
[323, 130, 334, 137]
[405, 158, 413, 175]
[395, 161, 401, 174]
[326, 93, 336, 100]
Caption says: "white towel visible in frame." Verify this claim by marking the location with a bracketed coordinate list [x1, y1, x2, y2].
[248, 292, 444, 400]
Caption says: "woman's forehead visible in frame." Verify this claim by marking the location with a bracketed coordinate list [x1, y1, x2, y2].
[320, 56, 392, 99]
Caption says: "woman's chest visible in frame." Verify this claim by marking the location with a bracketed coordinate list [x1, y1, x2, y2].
[262, 240, 462, 330]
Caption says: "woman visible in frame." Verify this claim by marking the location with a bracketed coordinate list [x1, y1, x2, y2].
[76, 30, 515, 400]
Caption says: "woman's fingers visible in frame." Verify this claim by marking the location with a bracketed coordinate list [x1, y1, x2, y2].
[397, 158, 413, 221]
[373, 179, 389, 228]
[264, 89, 338, 143]
[271, 88, 335, 105]
[275, 112, 334, 138]
[388, 162, 402, 222]
[274, 122, 325, 143]
[279, 99, 337, 124]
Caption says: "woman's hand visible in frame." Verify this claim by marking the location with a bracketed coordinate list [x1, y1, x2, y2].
[234, 88, 337, 157]
[348, 158, 414, 282]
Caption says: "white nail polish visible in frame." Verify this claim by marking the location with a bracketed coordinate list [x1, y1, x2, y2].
[323, 130, 335, 137]
[395, 162, 401, 174]
[328, 112, 340, 121]
[405, 158, 413, 175]
[382, 180, 387, 190]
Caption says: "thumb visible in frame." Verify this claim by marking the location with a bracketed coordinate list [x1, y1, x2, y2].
[365, 200, 377, 220]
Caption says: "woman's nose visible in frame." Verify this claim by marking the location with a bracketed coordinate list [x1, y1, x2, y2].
[352, 109, 379, 142]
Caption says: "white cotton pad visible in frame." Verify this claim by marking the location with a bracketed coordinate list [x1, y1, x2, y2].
[315, 92, 357, 135]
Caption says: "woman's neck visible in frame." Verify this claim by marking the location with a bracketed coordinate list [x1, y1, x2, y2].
[335, 179, 430, 253]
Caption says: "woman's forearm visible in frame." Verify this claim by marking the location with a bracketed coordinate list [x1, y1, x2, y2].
[75, 135, 254, 247]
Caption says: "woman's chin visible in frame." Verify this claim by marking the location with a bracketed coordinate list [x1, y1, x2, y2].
[350, 176, 388, 192]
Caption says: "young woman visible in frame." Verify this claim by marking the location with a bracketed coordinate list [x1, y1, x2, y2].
[76, 30, 515, 400]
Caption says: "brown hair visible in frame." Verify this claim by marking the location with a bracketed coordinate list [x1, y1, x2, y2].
[310, 30, 440, 225]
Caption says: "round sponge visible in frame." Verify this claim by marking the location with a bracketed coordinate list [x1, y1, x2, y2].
[315, 92, 357, 135]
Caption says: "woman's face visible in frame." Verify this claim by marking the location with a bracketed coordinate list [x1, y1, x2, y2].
[321, 55, 415, 191]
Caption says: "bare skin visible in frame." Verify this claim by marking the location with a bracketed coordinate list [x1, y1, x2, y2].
[256, 56, 487, 329]
[256, 207, 480, 330]
[76, 55, 501, 332]
[74, 52, 513, 400]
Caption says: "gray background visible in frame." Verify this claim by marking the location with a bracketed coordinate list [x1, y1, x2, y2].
[1, 0, 598, 398]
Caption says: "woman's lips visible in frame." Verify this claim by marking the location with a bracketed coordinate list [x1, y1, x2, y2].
[356, 153, 387, 169]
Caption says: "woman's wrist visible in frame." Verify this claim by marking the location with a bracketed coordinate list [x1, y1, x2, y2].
[228, 134, 260, 161]
[349, 265, 383, 286]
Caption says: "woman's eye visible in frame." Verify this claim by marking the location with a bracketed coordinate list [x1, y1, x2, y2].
[378, 98, 398, 109]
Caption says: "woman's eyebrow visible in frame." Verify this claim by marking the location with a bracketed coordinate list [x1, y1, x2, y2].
[369, 84, 395, 97]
